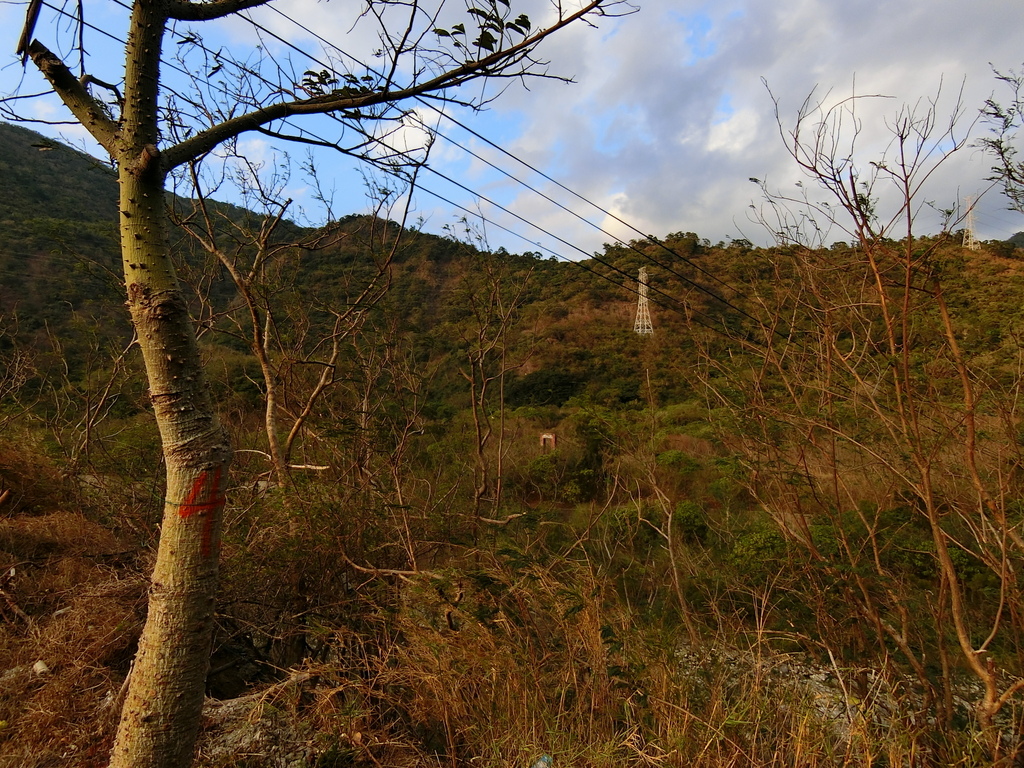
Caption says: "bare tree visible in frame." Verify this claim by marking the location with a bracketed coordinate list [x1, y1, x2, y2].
[0, 314, 39, 433]
[710, 85, 1024, 760]
[4, 0, 626, 764]
[441, 221, 533, 524]
[173, 151, 425, 483]
[982, 64, 1024, 215]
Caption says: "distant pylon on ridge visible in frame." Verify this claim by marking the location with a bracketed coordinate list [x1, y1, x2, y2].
[634, 267, 653, 334]
[964, 196, 980, 251]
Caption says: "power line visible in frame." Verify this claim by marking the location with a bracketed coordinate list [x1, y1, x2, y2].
[423, 124, 764, 327]
[41, 0, 756, 338]
[18, 0, 764, 342]
[254, 3, 763, 323]
[33, 0, 251, 122]
[426, 105, 747, 296]
[408, 171, 747, 341]
[18, 0, 1005, 431]
[35, 17, 1013, 452]
[232, 4, 770, 336]
[417, 166, 753, 335]
[125, 6, 725, 328]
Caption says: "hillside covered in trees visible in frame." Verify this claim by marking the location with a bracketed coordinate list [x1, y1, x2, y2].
[4, 119, 1024, 766]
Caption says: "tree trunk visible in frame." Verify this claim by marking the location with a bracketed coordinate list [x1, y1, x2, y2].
[106, 3, 232, 766]
[109, 160, 232, 768]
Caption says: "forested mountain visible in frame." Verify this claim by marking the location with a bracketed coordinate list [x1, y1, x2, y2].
[0, 123, 124, 337]
[0, 121, 717, 410]
[5, 121, 1024, 766]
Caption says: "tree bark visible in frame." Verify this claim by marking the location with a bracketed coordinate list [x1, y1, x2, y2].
[30, 21, 232, 764]
[104, 2, 233, 766]
[109, 160, 232, 768]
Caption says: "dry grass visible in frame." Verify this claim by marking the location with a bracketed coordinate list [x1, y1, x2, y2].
[0, 504, 146, 767]
[188, 550, 973, 768]
[0, 504, 994, 768]
[0, 444, 1002, 768]
[0, 445, 78, 518]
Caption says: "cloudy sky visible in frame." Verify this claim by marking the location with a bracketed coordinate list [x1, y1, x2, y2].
[3, 0, 1024, 256]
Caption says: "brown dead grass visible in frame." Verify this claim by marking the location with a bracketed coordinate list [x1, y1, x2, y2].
[0, 445, 79, 518]
[0, 507, 146, 767]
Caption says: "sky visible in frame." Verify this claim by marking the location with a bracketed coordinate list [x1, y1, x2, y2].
[2, 0, 1023, 258]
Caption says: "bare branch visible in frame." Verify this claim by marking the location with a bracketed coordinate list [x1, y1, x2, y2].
[15, 0, 42, 63]
[25, 40, 117, 154]
[167, 0, 273, 22]
[160, 0, 610, 171]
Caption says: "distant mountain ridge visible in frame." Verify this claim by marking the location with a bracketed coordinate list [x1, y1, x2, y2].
[6, 120, 1020, 413]
[0, 122, 118, 222]
[0, 121, 560, 348]
[0, 123, 126, 337]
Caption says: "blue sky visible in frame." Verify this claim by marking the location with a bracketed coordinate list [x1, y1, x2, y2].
[2, 0, 1024, 256]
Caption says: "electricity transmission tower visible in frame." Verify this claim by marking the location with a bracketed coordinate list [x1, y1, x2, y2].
[634, 267, 653, 334]
[963, 196, 980, 251]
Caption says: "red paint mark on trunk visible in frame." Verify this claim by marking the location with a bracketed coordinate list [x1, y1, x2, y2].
[179, 467, 225, 558]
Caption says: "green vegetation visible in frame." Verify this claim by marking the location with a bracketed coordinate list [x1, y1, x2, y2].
[4, 119, 1024, 766]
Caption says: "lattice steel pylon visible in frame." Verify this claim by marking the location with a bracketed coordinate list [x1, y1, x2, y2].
[634, 267, 654, 334]
[963, 196, 980, 251]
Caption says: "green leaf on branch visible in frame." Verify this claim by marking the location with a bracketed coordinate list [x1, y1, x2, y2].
[300, 69, 340, 96]
[474, 30, 497, 51]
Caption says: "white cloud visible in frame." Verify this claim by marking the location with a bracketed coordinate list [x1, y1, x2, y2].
[438, 0, 1024, 253]
[706, 108, 759, 154]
